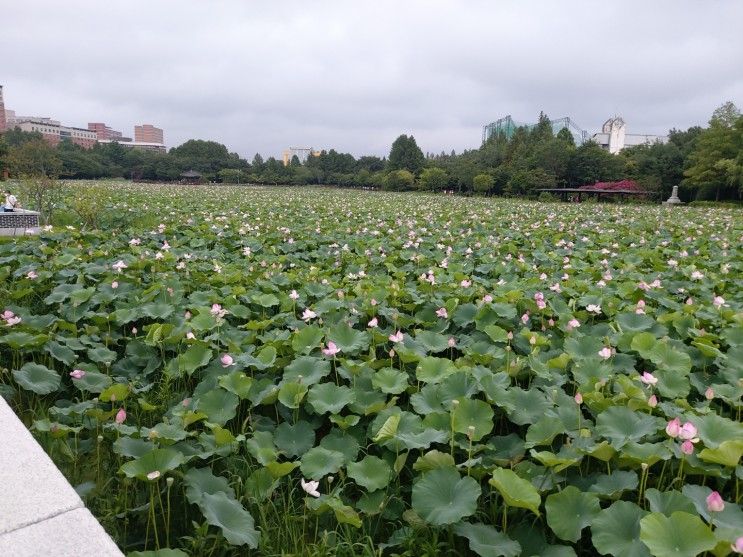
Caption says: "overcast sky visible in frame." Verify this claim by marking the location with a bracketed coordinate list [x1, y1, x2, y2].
[2, 1, 741, 159]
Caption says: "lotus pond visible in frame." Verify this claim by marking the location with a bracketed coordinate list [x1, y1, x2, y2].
[1, 182, 742, 556]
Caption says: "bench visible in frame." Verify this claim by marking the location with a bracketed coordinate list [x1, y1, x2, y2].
[0, 209, 41, 236]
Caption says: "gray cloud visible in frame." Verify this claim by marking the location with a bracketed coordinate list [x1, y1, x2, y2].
[2, 0, 741, 158]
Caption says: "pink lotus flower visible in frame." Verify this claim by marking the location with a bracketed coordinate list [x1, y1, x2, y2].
[210, 303, 227, 318]
[184, 311, 192, 319]
[300, 478, 320, 497]
[147, 471, 161, 481]
[706, 491, 725, 512]
[648, 394, 658, 407]
[1, 310, 14, 320]
[521, 313, 530, 324]
[680, 440, 694, 455]
[637, 299, 646, 308]
[5, 316, 21, 326]
[322, 341, 340, 357]
[289, 290, 299, 300]
[574, 393, 583, 404]
[115, 408, 126, 424]
[665, 418, 681, 438]
[70, 369, 86, 380]
[483, 294, 493, 303]
[26, 270, 38, 279]
[639, 372, 658, 386]
[111, 281, 119, 289]
[678, 421, 698, 441]
[389, 331, 404, 343]
[566, 318, 580, 331]
[301, 308, 317, 321]
[713, 296, 725, 309]
[129, 238, 141, 246]
[586, 304, 602, 314]
[705, 387, 714, 400]
[731, 537, 743, 554]
[436, 307, 448, 319]
[131, 327, 138, 334]
[448, 337, 456, 348]
[460, 279, 471, 288]
[112, 260, 127, 273]
[598, 347, 612, 359]
[186, 331, 196, 340]
[367, 317, 378, 328]
[221, 354, 234, 367]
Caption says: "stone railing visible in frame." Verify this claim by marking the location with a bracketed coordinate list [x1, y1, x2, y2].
[0, 209, 41, 236]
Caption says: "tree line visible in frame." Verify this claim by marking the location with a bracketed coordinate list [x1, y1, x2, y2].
[1, 102, 741, 201]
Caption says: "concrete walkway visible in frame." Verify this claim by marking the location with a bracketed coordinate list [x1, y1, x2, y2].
[0, 397, 123, 556]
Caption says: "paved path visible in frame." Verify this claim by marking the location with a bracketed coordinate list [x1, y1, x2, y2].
[0, 397, 123, 556]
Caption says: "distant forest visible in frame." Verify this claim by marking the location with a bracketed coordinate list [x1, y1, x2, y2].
[1, 102, 741, 201]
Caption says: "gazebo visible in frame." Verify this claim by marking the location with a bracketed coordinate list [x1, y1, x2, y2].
[180, 170, 203, 185]
[539, 180, 649, 202]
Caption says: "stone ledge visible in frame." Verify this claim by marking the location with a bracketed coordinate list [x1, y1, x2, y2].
[0, 397, 123, 555]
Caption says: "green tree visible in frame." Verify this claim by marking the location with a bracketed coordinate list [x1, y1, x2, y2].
[383, 169, 415, 191]
[7, 138, 62, 177]
[418, 167, 448, 191]
[472, 173, 494, 195]
[218, 168, 246, 184]
[505, 168, 556, 197]
[567, 141, 623, 186]
[683, 102, 742, 200]
[388, 135, 425, 174]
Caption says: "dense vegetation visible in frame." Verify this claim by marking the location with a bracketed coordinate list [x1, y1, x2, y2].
[1, 183, 742, 556]
[1, 102, 741, 201]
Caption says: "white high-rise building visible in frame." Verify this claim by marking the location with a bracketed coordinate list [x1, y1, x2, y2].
[592, 116, 667, 154]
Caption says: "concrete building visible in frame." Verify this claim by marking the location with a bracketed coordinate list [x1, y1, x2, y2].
[98, 139, 166, 153]
[282, 147, 321, 166]
[134, 124, 164, 144]
[591, 117, 667, 154]
[0, 85, 6, 133]
[88, 122, 125, 141]
[16, 119, 97, 149]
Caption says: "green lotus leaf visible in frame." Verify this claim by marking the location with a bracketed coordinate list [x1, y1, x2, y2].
[0, 332, 49, 349]
[588, 470, 638, 499]
[274, 420, 315, 458]
[45, 341, 76, 365]
[681, 484, 743, 530]
[140, 302, 174, 319]
[245, 431, 278, 465]
[347, 455, 391, 492]
[698, 439, 743, 467]
[99, 382, 130, 402]
[639, 512, 716, 557]
[199, 491, 259, 547]
[278, 381, 308, 409]
[328, 322, 369, 354]
[71, 370, 112, 393]
[112, 436, 155, 458]
[120, 447, 186, 480]
[416, 356, 457, 384]
[292, 325, 324, 354]
[300, 446, 345, 480]
[489, 467, 541, 516]
[87, 345, 117, 366]
[265, 461, 299, 478]
[545, 486, 600, 542]
[647, 342, 691, 374]
[253, 293, 280, 308]
[180, 344, 213, 375]
[282, 356, 331, 385]
[451, 397, 494, 442]
[218, 371, 253, 398]
[307, 382, 355, 414]
[373, 414, 400, 443]
[183, 467, 235, 506]
[453, 522, 521, 557]
[644, 489, 696, 516]
[616, 312, 656, 333]
[595, 407, 661, 449]
[483, 324, 510, 343]
[371, 367, 409, 394]
[13, 363, 61, 395]
[694, 413, 743, 449]
[196, 388, 238, 425]
[326, 496, 363, 528]
[412, 450, 456, 472]
[591, 500, 650, 557]
[411, 467, 480, 526]
[415, 330, 452, 352]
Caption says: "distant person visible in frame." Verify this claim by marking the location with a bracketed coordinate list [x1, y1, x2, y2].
[3, 189, 18, 212]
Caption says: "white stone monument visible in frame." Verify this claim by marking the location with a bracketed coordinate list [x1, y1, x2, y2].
[663, 185, 683, 205]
